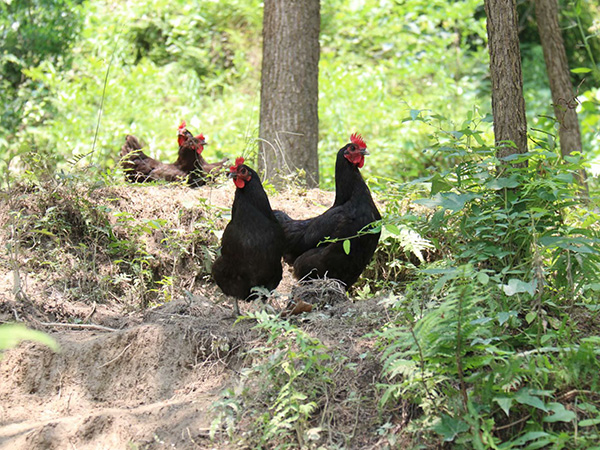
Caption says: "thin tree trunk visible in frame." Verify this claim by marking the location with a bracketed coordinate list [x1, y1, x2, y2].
[259, 0, 320, 188]
[485, 0, 528, 165]
[534, 0, 588, 192]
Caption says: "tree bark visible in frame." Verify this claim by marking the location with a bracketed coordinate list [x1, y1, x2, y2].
[259, 0, 320, 188]
[484, 0, 528, 164]
[534, 0, 588, 191]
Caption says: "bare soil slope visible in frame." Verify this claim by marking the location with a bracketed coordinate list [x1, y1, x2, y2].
[0, 181, 391, 449]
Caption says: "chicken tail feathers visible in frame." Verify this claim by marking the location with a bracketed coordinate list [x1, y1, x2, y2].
[120, 135, 144, 158]
[120, 135, 156, 182]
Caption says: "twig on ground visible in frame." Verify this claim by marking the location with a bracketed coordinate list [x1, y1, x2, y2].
[99, 342, 133, 368]
[40, 321, 119, 332]
[559, 389, 598, 400]
[494, 414, 531, 431]
[83, 301, 97, 322]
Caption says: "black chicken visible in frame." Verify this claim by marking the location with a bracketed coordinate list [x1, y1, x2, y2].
[120, 121, 227, 187]
[274, 133, 381, 289]
[212, 157, 285, 315]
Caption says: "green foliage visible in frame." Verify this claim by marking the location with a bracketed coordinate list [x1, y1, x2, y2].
[211, 311, 334, 448]
[0, 0, 83, 127]
[414, 111, 599, 292]
[373, 113, 600, 448]
[125, 0, 262, 85]
[376, 269, 600, 448]
[369, 108, 599, 292]
[518, 0, 600, 85]
[0, 323, 59, 355]
[518, 0, 600, 175]
[319, 0, 489, 186]
[363, 173, 436, 286]
[0, 0, 82, 80]
[1, 0, 599, 190]
[0, 0, 85, 186]
[0, 0, 263, 189]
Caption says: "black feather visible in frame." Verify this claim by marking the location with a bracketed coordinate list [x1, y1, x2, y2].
[212, 165, 285, 301]
[274, 141, 381, 289]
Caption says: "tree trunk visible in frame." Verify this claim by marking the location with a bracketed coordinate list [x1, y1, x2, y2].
[258, 0, 320, 188]
[484, 0, 528, 164]
[534, 0, 588, 191]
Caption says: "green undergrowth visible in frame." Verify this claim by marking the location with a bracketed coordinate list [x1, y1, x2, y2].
[210, 307, 387, 449]
[212, 311, 334, 448]
[367, 112, 600, 449]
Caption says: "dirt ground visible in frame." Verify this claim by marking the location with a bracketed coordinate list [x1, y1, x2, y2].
[0, 180, 393, 449]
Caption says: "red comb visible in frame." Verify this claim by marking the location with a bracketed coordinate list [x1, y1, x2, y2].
[178, 120, 186, 130]
[196, 134, 205, 141]
[230, 156, 245, 173]
[350, 133, 366, 149]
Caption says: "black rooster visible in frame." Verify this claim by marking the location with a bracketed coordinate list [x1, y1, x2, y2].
[212, 157, 285, 315]
[274, 133, 381, 289]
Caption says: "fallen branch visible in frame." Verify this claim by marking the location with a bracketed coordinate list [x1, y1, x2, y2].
[40, 322, 119, 333]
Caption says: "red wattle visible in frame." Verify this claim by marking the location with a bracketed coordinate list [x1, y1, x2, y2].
[345, 153, 365, 168]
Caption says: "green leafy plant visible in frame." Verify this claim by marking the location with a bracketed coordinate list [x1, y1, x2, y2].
[0, 323, 59, 357]
[211, 311, 333, 448]
[373, 112, 600, 448]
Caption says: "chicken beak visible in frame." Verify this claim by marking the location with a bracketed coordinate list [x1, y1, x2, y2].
[227, 171, 236, 180]
[360, 148, 369, 156]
